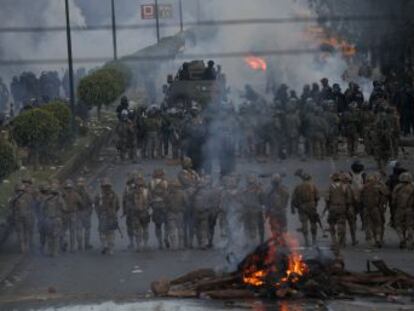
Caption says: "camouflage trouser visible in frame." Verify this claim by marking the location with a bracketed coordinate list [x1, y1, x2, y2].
[76, 209, 92, 250]
[15, 215, 34, 253]
[328, 209, 347, 247]
[326, 137, 338, 158]
[310, 137, 326, 159]
[166, 213, 184, 250]
[61, 213, 76, 252]
[99, 231, 115, 253]
[152, 203, 167, 248]
[243, 212, 261, 244]
[194, 211, 210, 248]
[132, 211, 150, 249]
[44, 217, 62, 257]
[208, 211, 219, 247]
[268, 213, 287, 238]
[298, 211, 317, 246]
[286, 137, 298, 157]
[365, 207, 384, 246]
[346, 135, 358, 156]
[144, 131, 160, 159]
[346, 209, 357, 245]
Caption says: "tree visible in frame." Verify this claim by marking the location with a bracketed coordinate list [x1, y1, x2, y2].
[41, 101, 72, 145]
[78, 63, 130, 119]
[11, 108, 60, 167]
[0, 141, 18, 180]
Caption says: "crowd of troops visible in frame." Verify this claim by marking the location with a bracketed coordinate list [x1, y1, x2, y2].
[115, 77, 407, 174]
[9, 155, 414, 257]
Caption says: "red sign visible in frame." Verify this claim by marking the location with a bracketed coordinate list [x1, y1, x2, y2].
[141, 4, 155, 19]
[141, 4, 173, 20]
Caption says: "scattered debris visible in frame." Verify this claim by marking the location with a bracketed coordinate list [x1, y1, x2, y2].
[151, 238, 414, 301]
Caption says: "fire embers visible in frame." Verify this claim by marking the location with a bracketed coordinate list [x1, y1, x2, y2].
[244, 56, 268, 72]
[240, 236, 309, 296]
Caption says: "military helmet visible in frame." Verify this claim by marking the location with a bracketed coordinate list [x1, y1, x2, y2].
[101, 177, 112, 187]
[39, 182, 50, 192]
[182, 157, 193, 169]
[153, 168, 165, 179]
[366, 175, 377, 183]
[331, 172, 342, 182]
[77, 177, 86, 186]
[301, 173, 312, 181]
[50, 184, 60, 194]
[271, 173, 282, 184]
[15, 183, 25, 192]
[21, 176, 34, 185]
[399, 172, 413, 183]
[64, 179, 74, 188]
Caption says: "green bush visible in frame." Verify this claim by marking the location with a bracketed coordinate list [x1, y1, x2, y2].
[0, 142, 18, 180]
[78, 63, 131, 119]
[41, 101, 72, 144]
[11, 108, 60, 166]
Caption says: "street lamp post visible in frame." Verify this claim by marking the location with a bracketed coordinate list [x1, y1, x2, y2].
[111, 0, 118, 60]
[155, 0, 160, 43]
[179, 0, 184, 32]
[64, 0, 76, 132]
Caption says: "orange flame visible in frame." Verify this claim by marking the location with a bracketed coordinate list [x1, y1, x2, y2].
[244, 56, 267, 71]
[242, 234, 308, 289]
[304, 25, 356, 58]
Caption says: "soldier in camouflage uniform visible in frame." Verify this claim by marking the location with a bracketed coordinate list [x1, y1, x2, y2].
[373, 106, 393, 172]
[149, 169, 169, 249]
[95, 178, 120, 255]
[61, 180, 83, 252]
[123, 175, 151, 251]
[323, 100, 340, 159]
[284, 101, 301, 157]
[308, 107, 328, 160]
[143, 107, 162, 159]
[241, 175, 265, 245]
[76, 177, 93, 250]
[387, 106, 401, 158]
[116, 110, 137, 162]
[291, 172, 320, 246]
[325, 173, 348, 248]
[391, 172, 414, 249]
[342, 102, 360, 157]
[341, 173, 358, 246]
[192, 175, 219, 249]
[360, 175, 388, 248]
[178, 157, 200, 248]
[9, 183, 35, 253]
[165, 179, 187, 249]
[359, 102, 376, 156]
[43, 185, 65, 257]
[122, 171, 139, 249]
[265, 174, 290, 239]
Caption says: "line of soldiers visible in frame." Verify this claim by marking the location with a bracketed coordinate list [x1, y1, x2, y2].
[8, 177, 93, 256]
[115, 77, 400, 174]
[292, 164, 414, 250]
[9, 161, 414, 256]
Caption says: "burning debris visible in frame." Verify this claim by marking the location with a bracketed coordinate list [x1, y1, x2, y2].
[151, 237, 414, 300]
[244, 56, 268, 72]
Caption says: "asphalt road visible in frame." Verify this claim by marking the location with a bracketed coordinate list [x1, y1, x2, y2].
[1, 147, 414, 309]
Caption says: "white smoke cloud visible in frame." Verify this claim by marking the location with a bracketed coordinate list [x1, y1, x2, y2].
[185, 0, 348, 95]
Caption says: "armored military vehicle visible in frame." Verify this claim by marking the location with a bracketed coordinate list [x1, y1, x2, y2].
[163, 60, 227, 111]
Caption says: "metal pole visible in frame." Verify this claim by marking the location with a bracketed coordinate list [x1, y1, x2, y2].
[155, 0, 160, 43]
[65, 0, 76, 132]
[111, 0, 118, 60]
[179, 0, 184, 32]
